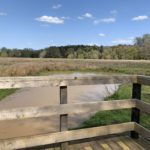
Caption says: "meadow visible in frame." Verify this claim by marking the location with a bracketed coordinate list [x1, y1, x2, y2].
[0, 57, 150, 76]
[0, 58, 149, 130]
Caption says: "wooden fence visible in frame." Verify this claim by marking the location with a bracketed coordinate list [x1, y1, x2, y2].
[0, 75, 149, 149]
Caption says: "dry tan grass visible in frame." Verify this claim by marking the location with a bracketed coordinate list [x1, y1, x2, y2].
[0, 58, 150, 76]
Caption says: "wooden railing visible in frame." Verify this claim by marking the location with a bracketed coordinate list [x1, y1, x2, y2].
[0, 75, 149, 149]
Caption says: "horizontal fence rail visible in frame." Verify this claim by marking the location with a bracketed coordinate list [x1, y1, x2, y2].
[137, 75, 150, 86]
[0, 99, 149, 121]
[0, 99, 136, 121]
[0, 122, 135, 150]
[0, 122, 149, 150]
[135, 100, 150, 114]
[0, 75, 138, 89]
[134, 123, 150, 140]
[0, 75, 149, 89]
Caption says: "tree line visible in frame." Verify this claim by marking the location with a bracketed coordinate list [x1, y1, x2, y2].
[0, 34, 150, 59]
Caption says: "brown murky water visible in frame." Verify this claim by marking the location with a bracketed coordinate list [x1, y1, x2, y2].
[0, 73, 118, 139]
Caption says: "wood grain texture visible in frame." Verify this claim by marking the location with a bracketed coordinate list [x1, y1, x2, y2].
[136, 100, 150, 114]
[119, 136, 145, 150]
[0, 100, 136, 121]
[137, 75, 150, 86]
[134, 123, 150, 140]
[0, 75, 137, 89]
[0, 122, 135, 149]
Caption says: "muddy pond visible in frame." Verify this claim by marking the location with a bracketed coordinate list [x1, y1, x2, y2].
[0, 73, 119, 139]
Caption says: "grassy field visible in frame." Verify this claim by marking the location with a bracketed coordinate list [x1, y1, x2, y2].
[0, 58, 150, 76]
[0, 89, 18, 101]
[0, 57, 149, 131]
[79, 84, 150, 129]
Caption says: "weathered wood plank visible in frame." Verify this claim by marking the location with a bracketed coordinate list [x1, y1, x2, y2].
[117, 141, 131, 150]
[0, 75, 137, 89]
[69, 143, 84, 150]
[60, 86, 68, 150]
[84, 146, 93, 150]
[135, 137, 150, 150]
[98, 142, 112, 150]
[0, 100, 136, 121]
[135, 100, 150, 114]
[134, 123, 150, 140]
[0, 122, 135, 150]
[104, 138, 122, 150]
[90, 141, 104, 150]
[137, 75, 150, 86]
[119, 136, 145, 150]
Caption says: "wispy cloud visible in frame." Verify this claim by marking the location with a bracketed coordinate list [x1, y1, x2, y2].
[61, 16, 70, 20]
[94, 10, 117, 25]
[99, 33, 106, 37]
[112, 37, 134, 44]
[78, 12, 93, 20]
[52, 4, 62, 9]
[101, 18, 116, 23]
[83, 13, 93, 18]
[35, 16, 64, 24]
[132, 15, 148, 21]
[0, 12, 7, 16]
[94, 17, 116, 24]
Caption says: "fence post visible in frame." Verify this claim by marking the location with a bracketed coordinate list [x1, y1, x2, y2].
[60, 86, 69, 150]
[131, 83, 141, 139]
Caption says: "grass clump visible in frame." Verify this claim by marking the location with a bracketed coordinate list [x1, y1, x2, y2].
[0, 89, 18, 101]
[105, 84, 132, 100]
[80, 109, 131, 128]
[79, 84, 150, 129]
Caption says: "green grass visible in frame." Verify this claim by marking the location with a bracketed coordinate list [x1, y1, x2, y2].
[0, 89, 18, 101]
[79, 84, 150, 129]
[37, 66, 150, 76]
[105, 84, 132, 101]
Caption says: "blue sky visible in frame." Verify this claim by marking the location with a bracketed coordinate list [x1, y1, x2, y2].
[0, 0, 150, 49]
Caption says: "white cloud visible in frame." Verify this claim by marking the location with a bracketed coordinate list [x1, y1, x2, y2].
[132, 15, 148, 21]
[52, 4, 62, 9]
[78, 12, 93, 20]
[94, 17, 116, 24]
[36, 16, 64, 24]
[112, 38, 134, 44]
[0, 12, 7, 16]
[99, 33, 106, 37]
[83, 13, 93, 18]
